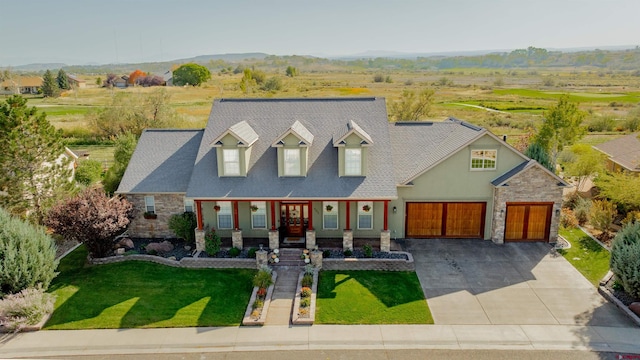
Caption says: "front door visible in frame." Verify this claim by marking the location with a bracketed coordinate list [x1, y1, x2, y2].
[281, 203, 307, 237]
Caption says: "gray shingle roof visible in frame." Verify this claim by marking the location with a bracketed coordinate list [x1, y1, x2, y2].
[491, 159, 570, 187]
[186, 97, 397, 200]
[593, 132, 640, 171]
[388, 118, 485, 185]
[116, 129, 203, 194]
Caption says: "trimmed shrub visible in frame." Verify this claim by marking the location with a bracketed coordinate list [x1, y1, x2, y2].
[589, 199, 617, 232]
[610, 222, 640, 298]
[168, 212, 197, 245]
[0, 287, 55, 331]
[301, 274, 313, 287]
[363, 244, 373, 258]
[248, 247, 257, 259]
[344, 249, 353, 257]
[204, 228, 221, 255]
[229, 247, 241, 258]
[0, 208, 58, 295]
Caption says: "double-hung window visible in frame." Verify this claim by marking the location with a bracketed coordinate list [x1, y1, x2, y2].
[323, 201, 339, 230]
[144, 196, 155, 214]
[345, 148, 362, 176]
[184, 198, 194, 213]
[357, 201, 373, 230]
[470, 150, 497, 170]
[284, 148, 301, 176]
[251, 201, 267, 229]
[217, 201, 233, 229]
[223, 149, 240, 175]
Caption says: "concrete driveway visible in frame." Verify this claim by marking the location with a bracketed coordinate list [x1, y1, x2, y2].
[406, 239, 634, 326]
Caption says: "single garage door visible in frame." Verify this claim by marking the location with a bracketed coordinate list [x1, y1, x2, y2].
[406, 202, 486, 238]
[504, 202, 552, 242]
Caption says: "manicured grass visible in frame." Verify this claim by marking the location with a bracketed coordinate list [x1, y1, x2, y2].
[316, 270, 433, 324]
[558, 227, 610, 286]
[494, 88, 640, 103]
[68, 145, 115, 167]
[46, 245, 255, 329]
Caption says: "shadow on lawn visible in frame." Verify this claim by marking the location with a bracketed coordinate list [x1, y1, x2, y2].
[318, 271, 425, 308]
[46, 249, 254, 329]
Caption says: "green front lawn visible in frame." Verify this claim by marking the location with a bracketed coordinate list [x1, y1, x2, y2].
[316, 271, 433, 324]
[45, 245, 255, 329]
[558, 227, 610, 286]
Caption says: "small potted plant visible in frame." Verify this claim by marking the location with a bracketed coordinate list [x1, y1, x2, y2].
[325, 204, 333, 212]
[213, 205, 221, 212]
[143, 211, 157, 219]
[250, 204, 259, 212]
[362, 204, 371, 212]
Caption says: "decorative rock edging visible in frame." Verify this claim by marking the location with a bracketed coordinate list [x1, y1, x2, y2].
[242, 272, 277, 326]
[322, 251, 414, 271]
[598, 271, 640, 327]
[291, 270, 319, 325]
[89, 254, 256, 269]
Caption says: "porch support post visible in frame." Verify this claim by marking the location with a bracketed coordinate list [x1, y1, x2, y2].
[383, 200, 389, 231]
[233, 201, 239, 230]
[195, 200, 203, 230]
[345, 200, 351, 230]
[270, 200, 276, 231]
[307, 200, 313, 230]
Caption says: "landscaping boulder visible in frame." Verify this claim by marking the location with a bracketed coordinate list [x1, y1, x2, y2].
[115, 238, 134, 249]
[146, 241, 174, 254]
[630, 302, 640, 317]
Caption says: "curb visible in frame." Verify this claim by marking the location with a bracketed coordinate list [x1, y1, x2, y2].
[598, 271, 640, 327]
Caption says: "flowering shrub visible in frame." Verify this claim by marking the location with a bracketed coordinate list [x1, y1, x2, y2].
[301, 287, 312, 297]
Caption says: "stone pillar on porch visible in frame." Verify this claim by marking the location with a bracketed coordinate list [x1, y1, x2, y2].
[310, 249, 322, 269]
[343, 230, 353, 251]
[231, 229, 243, 249]
[380, 230, 391, 253]
[256, 250, 268, 268]
[305, 230, 316, 250]
[269, 230, 279, 250]
[195, 229, 205, 252]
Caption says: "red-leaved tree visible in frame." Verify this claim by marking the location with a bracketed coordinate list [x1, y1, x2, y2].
[45, 187, 135, 258]
[128, 70, 146, 85]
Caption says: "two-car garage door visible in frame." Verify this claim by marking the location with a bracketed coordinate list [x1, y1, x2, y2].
[406, 202, 486, 238]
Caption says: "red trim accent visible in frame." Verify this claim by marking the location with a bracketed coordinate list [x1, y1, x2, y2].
[383, 200, 389, 231]
[270, 201, 276, 231]
[233, 201, 239, 230]
[308, 200, 313, 231]
[345, 200, 351, 230]
[196, 200, 203, 230]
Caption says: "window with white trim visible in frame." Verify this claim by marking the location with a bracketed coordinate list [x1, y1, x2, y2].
[217, 201, 233, 229]
[251, 201, 267, 229]
[471, 149, 497, 170]
[283, 148, 301, 176]
[323, 201, 339, 230]
[144, 196, 155, 214]
[345, 148, 362, 176]
[223, 149, 240, 175]
[184, 198, 194, 213]
[357, 201, 373, 229]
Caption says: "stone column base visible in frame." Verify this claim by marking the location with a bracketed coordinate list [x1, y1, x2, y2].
[269, 230, 279, 250]
[256, 250, 268, 268]
[380, 230, 391, 253]
[310, 250, 322, 269]
[195, 229, 205, 252]
[306, 230, 316, 250]
[343, 230, 353, 251]
[232, 230, 243, 249]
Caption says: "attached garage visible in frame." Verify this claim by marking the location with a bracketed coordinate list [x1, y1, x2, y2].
[504, 202, 552, 242]
[406, 202, 486, 238]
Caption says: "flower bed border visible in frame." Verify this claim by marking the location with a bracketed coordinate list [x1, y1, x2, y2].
[241, 271, 277, 326]
[89, 253, 256, 269]
[292, 269, 319, 325]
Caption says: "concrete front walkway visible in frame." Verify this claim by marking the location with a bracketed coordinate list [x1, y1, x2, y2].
[406, 239, 633, 326]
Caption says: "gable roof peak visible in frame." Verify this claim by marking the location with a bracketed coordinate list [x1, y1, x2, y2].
[333, 119, 374, 146]
[272, 120, 314, 147]
[211, 120, 259, 147]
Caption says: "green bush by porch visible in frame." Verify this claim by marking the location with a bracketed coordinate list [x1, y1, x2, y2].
[45, 245, 255, 329]
[316, 270, 433, 324]
[558, 227, 610, 286]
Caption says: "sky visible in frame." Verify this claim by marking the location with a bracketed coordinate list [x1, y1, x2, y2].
[1, 0, 638, 66]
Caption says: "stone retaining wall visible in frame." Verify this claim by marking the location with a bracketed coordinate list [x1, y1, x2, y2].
[322, 252, 414, 271]
[89, 254, 255, 269]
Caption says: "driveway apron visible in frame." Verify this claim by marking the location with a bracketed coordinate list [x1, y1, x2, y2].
[406, 238, 634, 326]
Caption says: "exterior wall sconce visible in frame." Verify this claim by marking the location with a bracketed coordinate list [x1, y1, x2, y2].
[392, 206, 397, 213]
[555, 208, 560, 216]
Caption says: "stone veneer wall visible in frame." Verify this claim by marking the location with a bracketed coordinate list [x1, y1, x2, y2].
[90, 254, 256, 269]
[322, 252, 414, 271]
[125, 194, 185, 238]
[491, 165, 564, 244]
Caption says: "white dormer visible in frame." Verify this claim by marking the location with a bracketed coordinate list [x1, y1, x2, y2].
[333, 120, 372, 177]
[211, 121, 258, 177]
[272, 120, 313, 177]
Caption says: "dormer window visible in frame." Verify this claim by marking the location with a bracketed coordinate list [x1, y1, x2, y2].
[272, 120, 313, 177]
[211, 121, 258, 177]
[223, 149, 240, 175]
[333, 120, 372, 177]
[345, 148, 362, 176]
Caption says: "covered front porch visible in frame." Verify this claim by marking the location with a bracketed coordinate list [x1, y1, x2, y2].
[193, 199, 393, 252]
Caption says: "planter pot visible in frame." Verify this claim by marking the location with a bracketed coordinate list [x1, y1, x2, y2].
[143, 213, 157, 219]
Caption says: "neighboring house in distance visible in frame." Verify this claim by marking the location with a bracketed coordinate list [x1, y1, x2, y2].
[0, 76, 43, 95]
[162, 70, 173, 86]
[67, 74, 86, 88]
[117, 97, 567, 251]
[113, 76, 128, 89]
[593, 133, 640, 174]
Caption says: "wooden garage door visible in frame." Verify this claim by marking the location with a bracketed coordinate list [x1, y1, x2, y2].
[406, 202, 486, 238]
[505, 203, 552, 242]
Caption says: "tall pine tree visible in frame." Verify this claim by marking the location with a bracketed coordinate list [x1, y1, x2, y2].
[56, 69, 70, 90]
[41, 70, 60, 97]
[0, 95, 72, 222]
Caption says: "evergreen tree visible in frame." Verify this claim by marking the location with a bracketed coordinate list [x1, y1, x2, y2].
[41, 70, 60, 97]
[56, 69, 70, 90]
[0, 96, 72, 222]
[524, 142, 554, 172]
